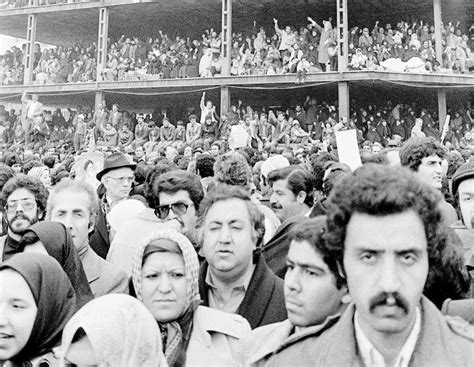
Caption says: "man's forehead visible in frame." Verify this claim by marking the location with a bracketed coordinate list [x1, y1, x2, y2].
[158, 190, 191, 203]
[9, 188, 35, 201]
[206, 198, 250, 221]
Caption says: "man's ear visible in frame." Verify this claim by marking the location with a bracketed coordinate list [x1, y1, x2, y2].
[296, 191, 307, 204]
[37, 210, 44, 220]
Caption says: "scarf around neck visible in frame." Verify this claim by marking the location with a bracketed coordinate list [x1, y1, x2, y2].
[132, 229, 201, 367]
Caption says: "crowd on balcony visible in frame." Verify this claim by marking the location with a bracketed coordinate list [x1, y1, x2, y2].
[0, 42, 97, 85]
[347, 20, 474, 73]
[0, 0, 99, 8]
[1, 16, 472, 86]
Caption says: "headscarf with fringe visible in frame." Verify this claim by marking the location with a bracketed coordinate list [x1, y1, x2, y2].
[132, 229, 200, 367]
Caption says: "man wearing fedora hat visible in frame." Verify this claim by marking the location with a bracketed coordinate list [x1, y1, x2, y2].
[89, 152, 136, 259]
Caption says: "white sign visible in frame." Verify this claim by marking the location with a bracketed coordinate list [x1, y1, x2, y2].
[335, 129, 362, 171]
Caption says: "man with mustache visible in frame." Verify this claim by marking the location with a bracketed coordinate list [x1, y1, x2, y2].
[305, 164, 473, 366]
[400, 136, 458, 226]
[0, 175, 48, 261]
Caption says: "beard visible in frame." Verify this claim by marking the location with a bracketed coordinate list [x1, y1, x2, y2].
[7, 212, 39, 235]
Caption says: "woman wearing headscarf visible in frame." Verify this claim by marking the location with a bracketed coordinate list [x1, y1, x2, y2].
[57, 294, 167, 367]
[18, 221, 93, 308]
[132, 229, 251, 367]
[0, 252, 77, 366]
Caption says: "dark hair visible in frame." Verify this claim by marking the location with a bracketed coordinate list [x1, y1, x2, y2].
[134, 162, 151, 185]
[22, 158, 43, 175]
[1, 174, 49, 214]
[268, 166, 314, 207]
[43, 155, 56, 169]
[0, 164, 15, 192]
[213, 151, 251, 189]
[196, 184, 265, 247]
[325, 164, 448, 287]
[399, 137, 445, 171]
[143, 163, 178, 208]
[154, 171, 204, 211]
[2, 152, 21, 167]
[196, 155, 215, 178]
[289, 216, 344, 289]
[423, 229, 470, 308]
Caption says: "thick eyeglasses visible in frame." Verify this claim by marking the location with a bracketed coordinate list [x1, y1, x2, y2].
[4, 200, 37, 214]
[155, 202, 194, 219]
[107, 176, 134, 184]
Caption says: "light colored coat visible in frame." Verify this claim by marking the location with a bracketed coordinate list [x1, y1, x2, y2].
[299, 297, 474, 366]
[187, 306, 251, 366]
[81, 246, 128, 298]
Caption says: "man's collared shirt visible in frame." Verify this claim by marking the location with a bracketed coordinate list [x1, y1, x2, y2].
[205, 264, 255, 313]
[354, 307, 421, 367]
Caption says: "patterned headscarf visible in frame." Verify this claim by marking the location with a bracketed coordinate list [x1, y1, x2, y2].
[132, 229, 200, 367]
[59, 294, 167, 367]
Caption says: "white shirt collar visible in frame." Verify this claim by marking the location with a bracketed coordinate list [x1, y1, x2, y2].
[354, 307, 421, 367]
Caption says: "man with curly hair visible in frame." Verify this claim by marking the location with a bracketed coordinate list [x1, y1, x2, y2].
[0, 174, 48, 260]
[304, 164, 473, 366]
[399, 136, 458, 225]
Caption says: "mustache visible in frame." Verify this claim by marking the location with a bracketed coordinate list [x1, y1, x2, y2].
[369, 292, 409, 314]
[12, 213, 31, 222]
[271, 203, 283, 210]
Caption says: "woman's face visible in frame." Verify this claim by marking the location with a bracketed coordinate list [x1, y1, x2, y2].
[40, 170, 51, 188]
[141, 252, 187, 323]
[0, 269, 38, 361]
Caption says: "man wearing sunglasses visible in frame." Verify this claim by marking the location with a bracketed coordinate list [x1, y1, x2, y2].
[153, 170, 204, 250]
[0, 175, 49, 261]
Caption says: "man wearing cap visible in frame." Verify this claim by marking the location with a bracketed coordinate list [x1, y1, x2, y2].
[89, 152, 136, 259]
[186, 114, 202, 148]
[450, 160, 474, 266]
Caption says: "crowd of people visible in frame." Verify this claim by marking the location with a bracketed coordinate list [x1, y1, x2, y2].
[0, 0, 98, 8]
[0, 42, 97, 85]
[0, 88, 473, 365]
[1, 16, 472, 86]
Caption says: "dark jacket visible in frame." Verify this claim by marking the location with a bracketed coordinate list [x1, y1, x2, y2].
[262, 215, 306, 279]
[89, 205, 110, 259]
[199, 254, 287, 329]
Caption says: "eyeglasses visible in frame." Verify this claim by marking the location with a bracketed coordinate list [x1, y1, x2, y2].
[4, 200, 37, 214]
[154, 202, 194, 219]
[107, 176, 134, 184]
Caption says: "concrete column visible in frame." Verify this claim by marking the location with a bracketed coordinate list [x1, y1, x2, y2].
[96, 7, 109, 81]
[24, 14, 37, 85]
[220, 86, 230, 116]
[433, 0, 443, 65]
[336, 0, 348, 71]
[220, 0, 232, 76]
[338, 82, 350, 122]
[95, 91, 105, 112]
[437, 89, 446, 131]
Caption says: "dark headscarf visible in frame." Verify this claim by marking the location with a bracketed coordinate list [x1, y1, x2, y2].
[19, 221, 93, 308]
[0, 252, 77, 363]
